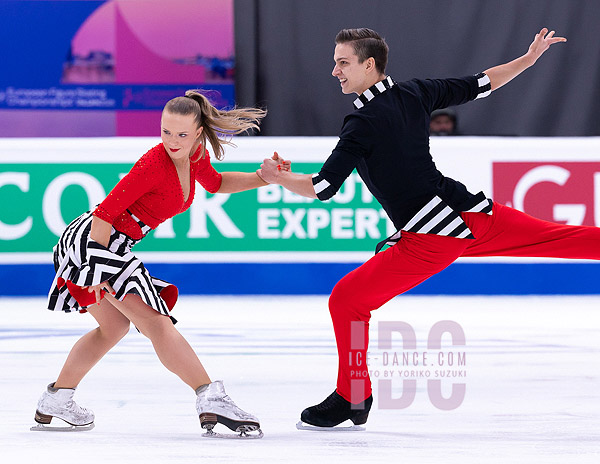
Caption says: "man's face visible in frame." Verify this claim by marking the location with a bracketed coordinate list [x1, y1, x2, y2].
[430, 115, 456, 135]
[332, 43, 370, 95]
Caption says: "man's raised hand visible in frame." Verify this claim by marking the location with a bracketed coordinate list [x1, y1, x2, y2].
[527, 28, 566, 63]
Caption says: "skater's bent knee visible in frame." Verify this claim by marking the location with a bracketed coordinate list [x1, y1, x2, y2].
[136, 314, 175, 341]
[113, 320, 131, 340]
[329, 279, 375, 320]
[329, 282, 356, 316]
[99, 320, 130, 342]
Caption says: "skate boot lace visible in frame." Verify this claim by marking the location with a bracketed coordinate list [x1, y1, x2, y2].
[65, 399, 91, 416]
[315, 391, 347, 412]
[219, 394, 255, 420]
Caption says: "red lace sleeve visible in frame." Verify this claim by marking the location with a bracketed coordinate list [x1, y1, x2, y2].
[194, 151, 222, 194]
[93, 149, 161, 223]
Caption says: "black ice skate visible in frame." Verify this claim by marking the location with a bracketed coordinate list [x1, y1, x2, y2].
[296, 390, 372, 431]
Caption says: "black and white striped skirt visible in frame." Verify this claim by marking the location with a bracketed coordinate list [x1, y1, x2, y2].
[47, 211, 178, 318]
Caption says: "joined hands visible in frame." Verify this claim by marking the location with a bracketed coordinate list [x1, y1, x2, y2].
[257, 152, 290, 184]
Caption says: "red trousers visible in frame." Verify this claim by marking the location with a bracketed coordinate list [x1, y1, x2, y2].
[331, 203, 600, 403]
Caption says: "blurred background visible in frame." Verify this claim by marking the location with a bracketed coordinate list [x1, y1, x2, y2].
[1, 0, 600, 296]
[235, 0, 600, 137]
[2, 0, 599, 137]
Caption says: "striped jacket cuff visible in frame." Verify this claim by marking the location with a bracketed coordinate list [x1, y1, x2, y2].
[312, 173, 337, 200]
[474, 72, 492, 99]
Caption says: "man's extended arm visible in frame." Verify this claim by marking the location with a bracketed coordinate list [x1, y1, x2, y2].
[484, 27, 566, 91]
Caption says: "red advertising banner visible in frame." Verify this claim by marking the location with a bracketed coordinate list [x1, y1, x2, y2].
[493, 162, 600, 226]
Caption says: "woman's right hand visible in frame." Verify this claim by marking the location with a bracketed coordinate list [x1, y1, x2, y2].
[86, 281, 116, 305]
[271, 151, 291, 171]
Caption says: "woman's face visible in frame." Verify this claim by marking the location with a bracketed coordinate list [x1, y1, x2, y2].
[161, 111, 203, 162]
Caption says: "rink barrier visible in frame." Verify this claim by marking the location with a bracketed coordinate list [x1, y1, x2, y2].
[2, 136, 600, 296]
[1, 261, 599, 296]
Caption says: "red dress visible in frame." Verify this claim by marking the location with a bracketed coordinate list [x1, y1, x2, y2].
[48, 143, 222, 315]
[93, 143, 222, 238]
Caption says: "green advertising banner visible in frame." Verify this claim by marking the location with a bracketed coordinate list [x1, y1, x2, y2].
[4, 137, 600, 296]
[0, 162, 394, 254]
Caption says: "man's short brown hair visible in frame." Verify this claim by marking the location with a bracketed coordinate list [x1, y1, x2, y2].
[335, 28, 389, 74]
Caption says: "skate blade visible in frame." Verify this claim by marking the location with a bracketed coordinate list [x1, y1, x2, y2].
[30, 423, 95, 432]
[202, 426, 263, 439]
[296, 421, 365, 432]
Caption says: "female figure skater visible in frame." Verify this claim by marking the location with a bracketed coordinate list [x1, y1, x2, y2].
[33, 90, 279, 438]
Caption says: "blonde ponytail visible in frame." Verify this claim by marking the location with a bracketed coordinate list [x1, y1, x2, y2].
[163, 90, 267, 161]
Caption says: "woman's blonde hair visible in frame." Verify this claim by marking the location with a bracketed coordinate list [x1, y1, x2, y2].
[163, 90, 267, 161]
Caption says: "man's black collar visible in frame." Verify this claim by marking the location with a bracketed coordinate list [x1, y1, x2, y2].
[353, 76, 395, 109]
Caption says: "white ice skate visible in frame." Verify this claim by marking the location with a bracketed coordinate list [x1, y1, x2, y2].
[31, 383, 95, 432]
[196, 380, 263, 439]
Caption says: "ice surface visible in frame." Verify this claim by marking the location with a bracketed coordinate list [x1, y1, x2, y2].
[0, 295, 599, 463]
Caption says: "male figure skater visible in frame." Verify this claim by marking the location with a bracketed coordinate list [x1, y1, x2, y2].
[259, 27, 597, 429]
